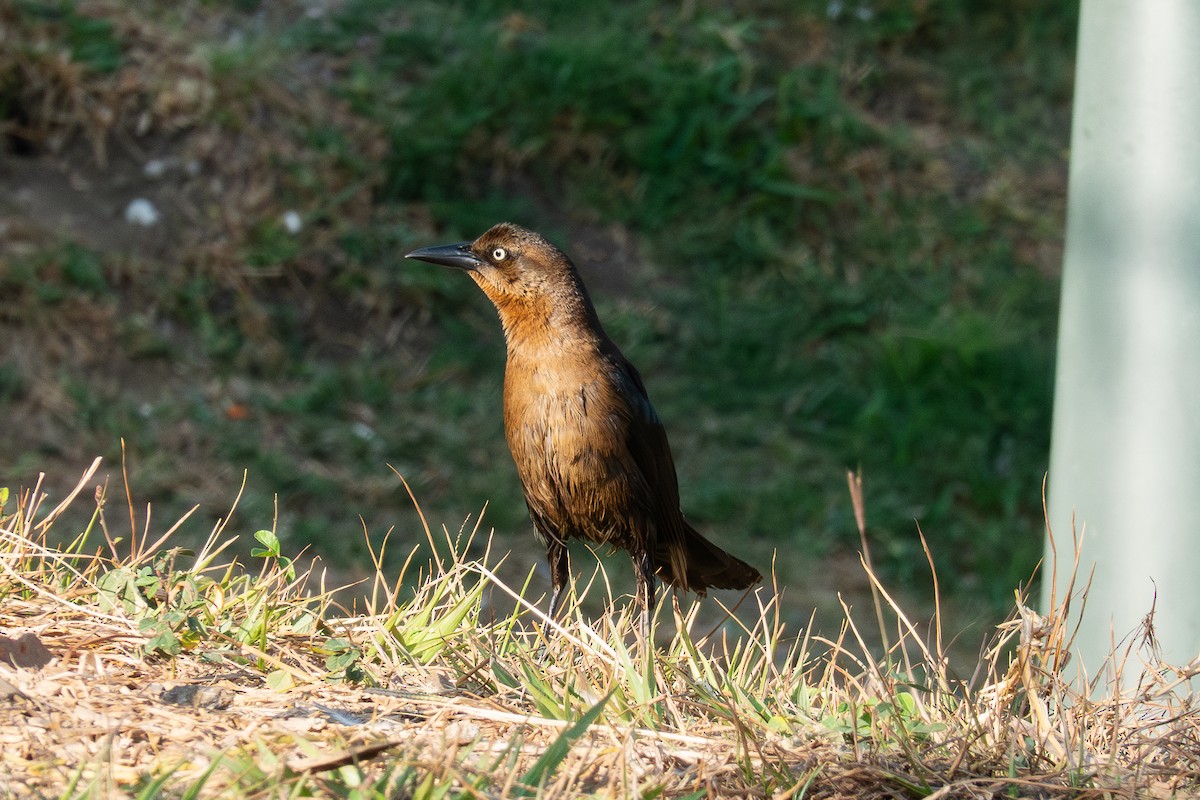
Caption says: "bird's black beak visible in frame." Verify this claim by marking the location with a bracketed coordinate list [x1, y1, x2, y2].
[404, 242, 485, 271]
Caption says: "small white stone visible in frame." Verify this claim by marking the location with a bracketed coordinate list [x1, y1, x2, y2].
[282, 210, 303, 234]
[124, 198, 160, 226]
[143, 159, 167, 178]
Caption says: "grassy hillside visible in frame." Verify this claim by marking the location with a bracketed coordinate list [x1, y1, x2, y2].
[2, 1, 1071, 632]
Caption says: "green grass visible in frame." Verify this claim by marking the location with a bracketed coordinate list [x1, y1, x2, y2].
[283, 0, 1071, 598]
[0, 0, 1074, 619]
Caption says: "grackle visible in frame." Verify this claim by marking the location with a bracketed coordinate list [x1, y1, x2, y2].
[407, 223, 761, 633]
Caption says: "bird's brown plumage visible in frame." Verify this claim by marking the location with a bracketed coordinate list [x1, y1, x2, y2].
[406, 223, 761, 625]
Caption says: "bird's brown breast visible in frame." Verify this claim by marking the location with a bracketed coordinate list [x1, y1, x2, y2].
[503, 347, 649, 549]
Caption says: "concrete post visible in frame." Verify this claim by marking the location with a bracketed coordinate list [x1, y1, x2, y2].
[1046, 1, 1200, 676]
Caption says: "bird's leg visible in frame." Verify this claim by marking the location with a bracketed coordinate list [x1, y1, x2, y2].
[531, 539, 569, 664]
[634, 552, 659, 689]
[546, 539, 570, 620]
[635, 551, 657, 645]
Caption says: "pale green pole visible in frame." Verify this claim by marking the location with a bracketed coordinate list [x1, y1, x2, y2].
[1046, 1, 1200, 676]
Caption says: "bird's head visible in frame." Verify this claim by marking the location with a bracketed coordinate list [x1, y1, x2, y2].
[406, 223, 597, 335]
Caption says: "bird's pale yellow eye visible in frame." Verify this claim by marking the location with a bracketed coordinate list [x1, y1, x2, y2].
[492, 247, 508, 261]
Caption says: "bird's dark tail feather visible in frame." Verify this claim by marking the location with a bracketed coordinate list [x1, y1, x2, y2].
[658, 523, 762, 593]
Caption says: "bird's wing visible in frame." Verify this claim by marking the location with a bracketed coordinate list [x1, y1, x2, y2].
[609, 351, 761, 592]
[609, 356, 683, 525]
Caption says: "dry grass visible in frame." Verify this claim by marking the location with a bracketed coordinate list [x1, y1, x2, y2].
[1, 461, 1198, 798]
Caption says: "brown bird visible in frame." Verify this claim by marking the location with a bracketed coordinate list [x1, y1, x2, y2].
[406, 223, 761, 632]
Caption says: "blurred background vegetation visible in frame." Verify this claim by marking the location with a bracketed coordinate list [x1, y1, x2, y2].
[0, 0, 1074, 647]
